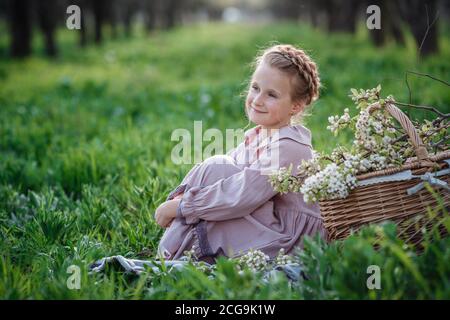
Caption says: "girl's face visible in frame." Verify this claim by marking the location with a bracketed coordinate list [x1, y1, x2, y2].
[245, 61, 302, 130]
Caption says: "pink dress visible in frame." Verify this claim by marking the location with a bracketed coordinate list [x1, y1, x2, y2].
[157, 124, 328, 263]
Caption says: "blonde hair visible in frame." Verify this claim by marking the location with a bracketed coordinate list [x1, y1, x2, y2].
[244, 44, 321, 126]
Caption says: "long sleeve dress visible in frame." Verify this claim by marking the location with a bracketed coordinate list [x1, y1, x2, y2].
[157, 124, 328, 263]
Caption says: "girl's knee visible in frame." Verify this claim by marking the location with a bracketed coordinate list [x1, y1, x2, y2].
[200, 155, 241, 183]
[203, 154, 236, 166]
[179, 155, 240, 188]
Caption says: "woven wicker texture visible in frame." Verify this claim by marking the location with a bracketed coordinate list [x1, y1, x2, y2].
[319, 102, 449, 245]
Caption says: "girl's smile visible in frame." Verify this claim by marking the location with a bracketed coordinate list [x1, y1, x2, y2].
[249, 105, 268, 114]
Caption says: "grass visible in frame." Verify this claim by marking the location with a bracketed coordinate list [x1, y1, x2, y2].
[0, 21, 449, 299]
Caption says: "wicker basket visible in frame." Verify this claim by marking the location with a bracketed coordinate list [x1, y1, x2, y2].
[319, 102, 450, 246]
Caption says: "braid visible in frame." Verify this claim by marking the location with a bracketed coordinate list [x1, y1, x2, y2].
[258, 44, 321, 106]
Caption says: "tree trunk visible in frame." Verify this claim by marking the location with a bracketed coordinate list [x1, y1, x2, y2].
[309, 2, 318, 28]
[398, 0, 439, 57]
[124, 9, 132, 37]
[107, 0, 118, 39]
[37, 0, 58, 57]
[388, 1, 405, 46]
[162, 0, 179, 29]
[326, 0, 359, 33]
[79, 11, 87, 47]
[144, 0, 162, 31]
[146, 8, 157, 32]
[93, 0, 105, 44]
[70, 0, 87, 47]
[368, 0, 386, 47]
[9, 0, 32, 58]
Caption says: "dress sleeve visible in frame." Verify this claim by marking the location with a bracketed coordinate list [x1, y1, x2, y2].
[225, 146, 238, 161]
[176, 138, 312, 225]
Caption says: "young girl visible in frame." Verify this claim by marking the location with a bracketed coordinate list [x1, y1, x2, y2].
[155, 44, 328, 263]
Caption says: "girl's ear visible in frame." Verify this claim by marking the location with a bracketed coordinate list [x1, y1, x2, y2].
[291, 100, 305, 115]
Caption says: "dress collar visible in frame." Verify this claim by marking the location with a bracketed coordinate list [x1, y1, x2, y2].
[244, 124, 312, 148]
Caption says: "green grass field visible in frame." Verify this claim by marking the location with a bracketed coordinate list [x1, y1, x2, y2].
[0, 21, 449, 299]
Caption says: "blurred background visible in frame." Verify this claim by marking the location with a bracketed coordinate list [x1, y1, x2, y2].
[0, 0, 448, 58]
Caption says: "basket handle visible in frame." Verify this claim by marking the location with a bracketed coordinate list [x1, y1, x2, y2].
[367, 102, 432, 163]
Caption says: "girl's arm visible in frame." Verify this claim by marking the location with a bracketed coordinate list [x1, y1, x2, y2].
[175, 138, 312, 225]
[155, 198, 180, 228]
[225, 145, 239, 160]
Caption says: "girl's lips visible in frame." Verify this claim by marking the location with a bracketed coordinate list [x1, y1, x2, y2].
[250, 106, 268, 114]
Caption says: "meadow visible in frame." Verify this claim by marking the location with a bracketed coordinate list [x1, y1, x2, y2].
[0, 21, 449, 299]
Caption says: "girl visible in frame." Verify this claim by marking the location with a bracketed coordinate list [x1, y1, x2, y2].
[155, 44, 328, 263]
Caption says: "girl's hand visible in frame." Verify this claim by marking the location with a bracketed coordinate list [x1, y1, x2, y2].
[155, 199, 181, 228]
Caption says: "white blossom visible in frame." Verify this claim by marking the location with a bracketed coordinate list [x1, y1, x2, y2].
[269, 86, 428, 203]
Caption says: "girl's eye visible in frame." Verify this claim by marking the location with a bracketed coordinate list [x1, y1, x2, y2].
[268, 93, 277, 98]
[251, 85, 259, 91]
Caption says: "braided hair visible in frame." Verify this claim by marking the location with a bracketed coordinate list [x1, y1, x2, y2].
[254, 44, 321, 108]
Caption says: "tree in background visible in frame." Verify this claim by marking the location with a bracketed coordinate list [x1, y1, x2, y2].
[324, 0, 359, 33]
[398, 0, 439, 57]
[270, 0, 303, 21]
[37, 0, 59, 57]
[367, 0, 405, 47]
[365, 0, 439, 57]
[8, 0, 32, 58]
[1, 0, 446, 59]
[298, 0, 441, 57]
[92, 0, 106, 44]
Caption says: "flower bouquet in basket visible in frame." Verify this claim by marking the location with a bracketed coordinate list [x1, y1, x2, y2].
[270, 85, 450, 246]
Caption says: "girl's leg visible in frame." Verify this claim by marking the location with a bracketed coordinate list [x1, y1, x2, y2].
[159, 155, 241, 260]
[167, 155, 241, 200]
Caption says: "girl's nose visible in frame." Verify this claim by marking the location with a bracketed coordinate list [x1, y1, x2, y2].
[253, 93, 264, 106]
